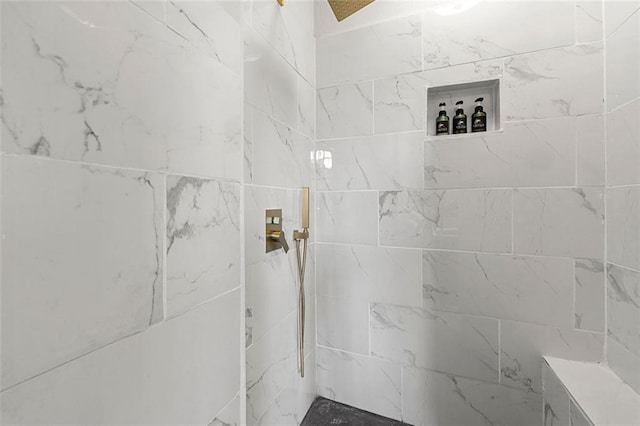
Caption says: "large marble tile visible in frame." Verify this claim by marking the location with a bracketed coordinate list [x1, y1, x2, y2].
[423, 251, 574, 327]
[316, 191, 378, 245]
[543, 361, 570, 426]
[604, 0, 640, 37]
[577, 114, 605, 187]
[608, 338, 640, 395]
[297, 75, 315, 139]
[422, 1, 573, 69]
[209, 395, 240, 426]
[574, 259, 605, 332]
[317, 82, 373, 139]
[425, 117, 576, 189]
[500, 321, 604, 393]
[316, 16, 421, 88]
[316, 347, 401, 420]
[1, 1, 242, 179]
[316, 244, 422, 307]
[607, 98, 640, 186]
[166, 176, 240, 317]
[370, 304, 499, 383]
[570, 400, 591, 426]
[1, 291, 240, 424]
[606, 9, 640, 111]
[607, 264, 640, 358]
[317, 132, 423, 191]
[576, 0, 604, 43]
[1, 156, 163, 390]
[504, 44, 604, 120]
[606, 186, 640, 271]
[379, 189, 511, 252]
[513, 188, 605, 259]
[402, 367, 541, 426]
[317, 295, 369, 355]
[247, 109, 314, 189]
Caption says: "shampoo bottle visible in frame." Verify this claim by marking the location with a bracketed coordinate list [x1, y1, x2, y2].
[436, 102, 450, 135]
[452, 101, 467, 134]
[472, 97, 487, 133]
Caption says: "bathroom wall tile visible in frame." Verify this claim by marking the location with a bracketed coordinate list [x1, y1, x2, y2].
[500, 321, 604, 393]
[0, 291, 240, 424]
[604, 0, 640, 37]
[379, 189, 511, 252]
[317, 295, 369, 355]
[244, 35, 298, 129]
[317, 82, 373, 139]
[570, 399, 592, 426]
[246, 313, 297, 425]
[423, 251, 574, 327]
[425, 117, 576, 189]
[608, 338, 640, 394]
[513, 188, 605, 259]
[607, 98, 640, 186]
[166, 1, 243, 74]
[249, 110, 314, 189]
[209, 395, 240, 426]
[244, 104, 254, 183]
[131, 0, 166, 24]
[504, 44, 604, 120]
[316, 347, 402, 420]
[543, 361, 570, 426]
[252, 0, 315, 84]
[316, 191, 378, 245]
[607, 264, 640, 358]
[606, 10, 640, 111]
[316, 16, 421, 88]
[1, 156, 163, 390]
[316, 132, 423, 191]
[575, 259, 605, 332]
[316, 244, 422, 307]
[1, 1, 242, 179]
[402, 367, 541, 426]
[576, 0, 604, 43]
[422, 1, 574, 69]
[297, 75, 316, 139]
[370, 304, 499, 383]
[577, 114, 606, 186]
[606, 186, 640, 271]
[166, 176, 240, 318]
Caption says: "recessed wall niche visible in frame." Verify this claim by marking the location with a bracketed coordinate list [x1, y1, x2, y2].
[426, 78, 502, 138]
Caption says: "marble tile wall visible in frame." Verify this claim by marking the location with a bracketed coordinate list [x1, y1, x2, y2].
[1, 1, 243, 423]
[314, 1, 614, 424]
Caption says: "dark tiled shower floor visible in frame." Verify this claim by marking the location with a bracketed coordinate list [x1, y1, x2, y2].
[301, 397, 411, 426]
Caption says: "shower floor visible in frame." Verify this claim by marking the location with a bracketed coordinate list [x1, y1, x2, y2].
[301, 397, 410, 426]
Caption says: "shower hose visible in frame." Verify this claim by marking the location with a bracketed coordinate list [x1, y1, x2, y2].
[295, 234, 308, 378]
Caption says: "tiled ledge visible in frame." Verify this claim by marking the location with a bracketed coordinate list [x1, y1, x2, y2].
[543, 356, 640, 426]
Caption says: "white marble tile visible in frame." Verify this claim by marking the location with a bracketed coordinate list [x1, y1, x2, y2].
[252, 0, 315, 84]
[607, 98, 640, 186]
[577, 114, 605, 186]
[606, 186, 640, 271]
[249, 110, 314, 189]
[316, 132, 423, 191]
[244, 34, 298, 130]
[504, 44, 604, 121]
[543, 361, 570, 426]
[402, 367, 541, 426]
[604, 0, 640, 37]
[608, 338, 640, 395]
[500, 321, 604, 393]
[166, 176, 240, 317]
[423, 251, 574, 328]
[606, 9, 640, 111]
[574, 259, 605, 332]
[209, 395, 240, 426]
[1, 156, 163, 390]
[317, 295, 369, 355]
[371, 304, 499, 383]
[570, 400, 592, 426]
[316, 16, 421, 88]
[244, 104, 254, 183]
[513, 188, 605, 259]
[316, 244, 422, 307]
[297, 75, 315, 139]
[425, 117, 576, 189]
[607, 264, 640, 358]
[316, 347, 401, 420]
[166, 1, 243, 74]
[0, 1, 242, 179]
[131, 1, 167, 24]
[576, 0, 604, 43]
[0, 291, 240, 424]
[317, 82, 373, 140]
[379, 189, 512, 252]
[316, 191, 378, 245]
[422, 1, 574, 70]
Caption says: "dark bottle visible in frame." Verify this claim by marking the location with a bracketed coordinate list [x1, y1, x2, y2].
[435, 102, 450, 135]
[472, 97, 487, 133]
[452, 100, 467, 134]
